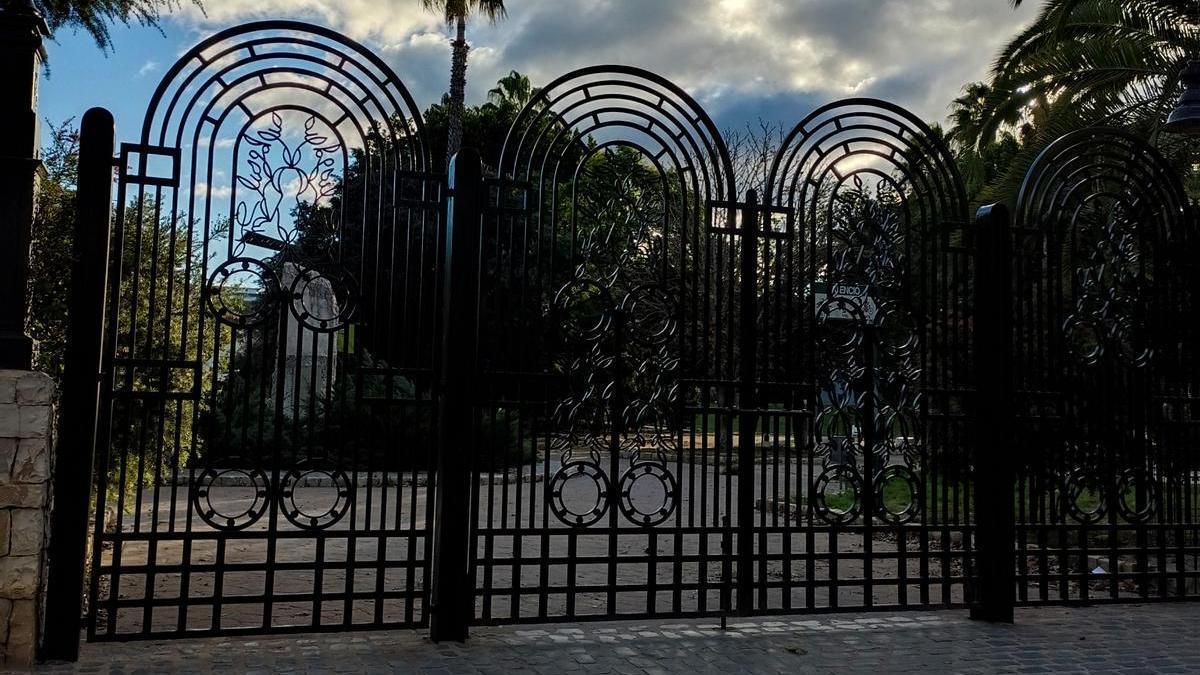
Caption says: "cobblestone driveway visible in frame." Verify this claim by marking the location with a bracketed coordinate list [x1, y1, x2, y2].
[30, 604, 1200, 674]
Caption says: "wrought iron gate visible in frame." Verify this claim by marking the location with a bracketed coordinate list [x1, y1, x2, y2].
[459, 73, 976, 624]
[75, 19, 1200, 646]
[467, 67, 740, 624]
[1006, 129, 1200, 604]
[750, 100, 975, 614]
[88, 22, 444, 639]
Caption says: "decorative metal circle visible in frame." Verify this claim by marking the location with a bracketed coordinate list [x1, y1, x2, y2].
[813, 464, 863, 525]
[1115, 468, 1158, 523]
[1063, 315, 1105, 366]
[288, 267, 357, 333]
[554, 279, 614, 343]
[1111, 315, 1153, 368]
[205, 258, 279, 328]
[816, 296, 866, 352]
[278, 464, 354, 530]
[621, 284, 677, 347]
[548, 460, 610, 527]
[876, 303, 919, 357]
[191, 464, 272, 531]
[874, 465, 921, 525]
[1064, 469, 1107, 524]
[617, 462, 678, 527]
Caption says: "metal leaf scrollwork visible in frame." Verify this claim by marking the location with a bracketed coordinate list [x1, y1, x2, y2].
[616, 285, 680, 527]
[196, 111, 357, 531]
[546, 281, 617, 529]
[235, 113, 341, 254]
[546, 152, 680, 528]
[1061, 199, 1151, 368]
[812, 178, 924, 527]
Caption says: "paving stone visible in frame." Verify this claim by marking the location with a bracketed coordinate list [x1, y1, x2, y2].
[23, 604, 1200, 673]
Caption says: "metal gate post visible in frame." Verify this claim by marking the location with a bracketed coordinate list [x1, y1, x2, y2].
[430, 148, 482, 642]
[969, 203, 1016, 623]
[736, 191, 759, 614]
[0, 2, 49, 369]
[42, 108, 116, 661]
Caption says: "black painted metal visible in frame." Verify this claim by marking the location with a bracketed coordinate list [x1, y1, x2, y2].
[468, 65, 739, 624]
[970, 203, 1015, 623]
[87, 22, 443, 640]
[756, 100, 976, 614]
[44, 108, 117, 661]
[737, 190, 760, 614]
[1010, 128, 1200, 605]
[464, 78, 978, 623]
[0, 2, 47, 369]
[80, 21, 1200, 646]
[430, 149, 483, 642]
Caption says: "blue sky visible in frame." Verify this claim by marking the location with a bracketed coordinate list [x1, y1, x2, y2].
[39, 0, 1034, 147]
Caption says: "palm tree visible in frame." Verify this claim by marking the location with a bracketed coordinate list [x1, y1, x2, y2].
[421, 0, 507, 167]
[945, 82, 1024, 202]
[949, 82, 1006, 151]
[21, 0, 202, 50]
[487, 69, 538, 114]
[944, 1, 1199, 201]
[964, 0, 1195, 152]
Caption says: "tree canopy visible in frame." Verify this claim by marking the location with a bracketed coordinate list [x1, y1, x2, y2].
[946, 0, 1199, 201]
[26, 0, 202, 50]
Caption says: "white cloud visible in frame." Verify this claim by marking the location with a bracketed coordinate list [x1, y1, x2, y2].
[168, 0, 1034, 127]
[137, 60, 160, 78]
[193, 182, 233, 199]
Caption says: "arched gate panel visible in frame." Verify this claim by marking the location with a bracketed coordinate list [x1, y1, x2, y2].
[470, 66, 740, 623]
[89, 22, 442, 640]
[1011, 128, 1200, 603]
[759, 99, 975, 612]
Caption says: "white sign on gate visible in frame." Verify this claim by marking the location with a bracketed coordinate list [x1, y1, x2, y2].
[812, 282, 878, 323]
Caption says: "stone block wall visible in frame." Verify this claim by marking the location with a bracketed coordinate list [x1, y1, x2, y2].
[0, 370, 54, 667]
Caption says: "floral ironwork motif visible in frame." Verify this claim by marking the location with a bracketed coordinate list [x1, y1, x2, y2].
[1061, 198, 1151, 368]
[1015, 128, 1191, 534]
[546, 152, 680, 528]
[196, 113, 357, 531]
[812, 178, 924, 526]
[90, 20, 441, 638]
[234, 112, 341, 255]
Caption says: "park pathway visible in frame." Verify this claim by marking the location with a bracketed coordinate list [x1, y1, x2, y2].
[32, 604, 1200, 673]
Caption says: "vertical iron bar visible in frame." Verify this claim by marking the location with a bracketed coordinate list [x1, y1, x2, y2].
[970, 203, 1016, 623]
[42, 107, 116, 662]
[430, 148, 482, 642]
[861, 324, 876, 608]
[737, 191, 759, 614]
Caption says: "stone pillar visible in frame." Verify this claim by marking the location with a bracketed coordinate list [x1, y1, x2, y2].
[0, 370, 55, 666]
[0, 1, 50, 369]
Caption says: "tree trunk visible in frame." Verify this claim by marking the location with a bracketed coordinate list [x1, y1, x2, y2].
[446, 15, 469, 168]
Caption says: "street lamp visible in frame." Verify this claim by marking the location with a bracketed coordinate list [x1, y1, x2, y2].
[1164, 60, 1200, 135]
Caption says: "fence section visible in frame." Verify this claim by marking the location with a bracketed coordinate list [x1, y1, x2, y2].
[67, 21, 1200, 647]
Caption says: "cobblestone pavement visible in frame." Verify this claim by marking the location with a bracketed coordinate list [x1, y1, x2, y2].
[24, 604, 1200, 674]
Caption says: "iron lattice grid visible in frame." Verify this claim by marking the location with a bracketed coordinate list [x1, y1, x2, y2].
[84, 21, 1200, 641]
